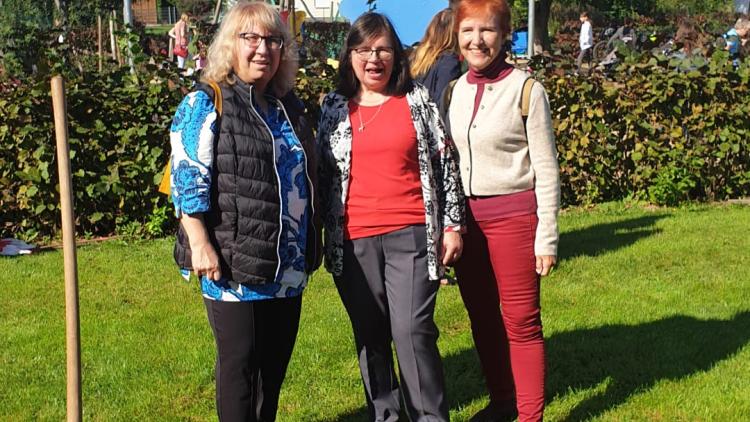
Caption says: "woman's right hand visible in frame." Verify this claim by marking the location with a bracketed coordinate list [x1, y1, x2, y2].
[180, 214, 221, 281]
[191, 242, 221, 281]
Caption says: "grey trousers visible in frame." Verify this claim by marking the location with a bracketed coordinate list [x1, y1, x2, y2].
[334, 225, 448, 422]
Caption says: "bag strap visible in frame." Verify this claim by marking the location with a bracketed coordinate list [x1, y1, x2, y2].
[158, 81, 223, 195]
[207, 80, 223, 117]
[439, 78, 458, 122]
[521, 77, 535, 119]
[437, 76, 535, 138]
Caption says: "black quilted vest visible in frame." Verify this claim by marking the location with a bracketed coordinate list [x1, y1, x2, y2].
[173, 79, 319, 284]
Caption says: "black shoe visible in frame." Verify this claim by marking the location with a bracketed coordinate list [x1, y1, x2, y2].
[469, 401, 518, 422]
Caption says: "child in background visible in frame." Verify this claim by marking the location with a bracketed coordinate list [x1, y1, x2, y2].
[577, 11, 593, 75]
[193, 40, 207, 71]
[725, 17, 750, 67]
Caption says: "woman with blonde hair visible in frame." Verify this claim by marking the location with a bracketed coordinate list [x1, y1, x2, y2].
[169, 12, 190, 69]
[410, 8, 462, 107]
[168, 2, 320, 420]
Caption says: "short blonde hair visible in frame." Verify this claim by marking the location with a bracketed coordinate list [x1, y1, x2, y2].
[201, 1, 298, 97]
[736, 17, 750, 32]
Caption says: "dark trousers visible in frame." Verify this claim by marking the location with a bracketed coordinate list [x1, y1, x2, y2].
[335, 225, 448, 422]
[576, 47, 593, 74]
[454, 212, 545, 422]
[204, 295, 302, 422]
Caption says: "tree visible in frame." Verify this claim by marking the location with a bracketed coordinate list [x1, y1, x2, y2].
[533, 0, 553, 53]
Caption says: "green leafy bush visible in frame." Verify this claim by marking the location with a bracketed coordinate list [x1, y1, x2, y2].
[0, 55, 339, 241]
[540, 50, 750, 206]
[0, 66, 187, 240]
[301, 21, 350, 62]
[3, 31, 748, 241]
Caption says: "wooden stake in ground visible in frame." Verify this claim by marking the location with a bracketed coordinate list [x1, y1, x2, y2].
[51, 75, 82, 422]
[97, 15, 103, 72]
[109, 12, 117, 61]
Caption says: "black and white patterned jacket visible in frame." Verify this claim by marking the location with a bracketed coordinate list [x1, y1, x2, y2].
[316, 83, 465, 281]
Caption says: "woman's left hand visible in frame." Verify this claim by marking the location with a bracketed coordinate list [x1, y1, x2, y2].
[441, 232, 463, 266]
[536, 255, 557, 276]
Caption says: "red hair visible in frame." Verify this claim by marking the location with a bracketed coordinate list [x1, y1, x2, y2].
[454, 0, 511, 37]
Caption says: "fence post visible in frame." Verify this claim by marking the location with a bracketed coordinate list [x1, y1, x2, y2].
[527, 0, 535, 57]
[97, 15, 103, 72]
[109, 12, 117, 61]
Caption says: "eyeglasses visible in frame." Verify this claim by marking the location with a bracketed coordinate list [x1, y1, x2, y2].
[352, 47, 394, 60]
[238, 32, 284, 50]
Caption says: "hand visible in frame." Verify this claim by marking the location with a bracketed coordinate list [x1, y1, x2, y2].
[191, 242, 222, 281]
[535, 255, 556, 277]
[440, 232, 463, 266]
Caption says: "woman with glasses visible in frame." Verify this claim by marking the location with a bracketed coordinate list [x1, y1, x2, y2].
[445, 0, 560, 420]
[168, 2, 320, 420]
[317, 12, 464, 422]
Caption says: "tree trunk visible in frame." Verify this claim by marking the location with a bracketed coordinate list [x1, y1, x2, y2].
[53, 0, 66, 27]
[534, 0, 552, 53]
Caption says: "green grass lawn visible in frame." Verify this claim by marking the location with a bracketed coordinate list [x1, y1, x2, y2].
[1, 203, 749, 421]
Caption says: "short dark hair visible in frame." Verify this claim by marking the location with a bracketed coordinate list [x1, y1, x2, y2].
[336, 12, 413, 98]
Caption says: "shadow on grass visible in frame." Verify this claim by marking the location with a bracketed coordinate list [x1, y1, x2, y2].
[329, 312, 750, 421]
[559, 214, 669, 261]
[548, 311, 750, 421]
[330, 407, 369, 422]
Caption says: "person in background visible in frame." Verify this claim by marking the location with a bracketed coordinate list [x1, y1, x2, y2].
[446, 0, 561, 420]
[317, 12, 465, 422]
[193, 39, 207, 71]
[410, 8, 462, 109]
[169, 2, 320, 420]
[169, 12, 190, 69]
[577, 11, 593, 75]
[673, 20, 706, 59]
[725, 16, 750, 66]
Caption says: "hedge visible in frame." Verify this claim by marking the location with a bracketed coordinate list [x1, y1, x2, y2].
[1, 51, 748, 241]
[537, 50, 750, 206]
[1, 67, 186, 240]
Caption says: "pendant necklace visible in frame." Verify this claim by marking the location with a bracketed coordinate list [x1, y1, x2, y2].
[356, 100, 385, 132]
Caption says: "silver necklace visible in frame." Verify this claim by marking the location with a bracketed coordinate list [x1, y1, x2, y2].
[356, 100, 385, 132]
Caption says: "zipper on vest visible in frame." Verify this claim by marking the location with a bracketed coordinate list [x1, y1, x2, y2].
[248, 85, 284, 282]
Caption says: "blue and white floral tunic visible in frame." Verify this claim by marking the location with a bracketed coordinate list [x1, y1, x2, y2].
[170, 90, 310, 302]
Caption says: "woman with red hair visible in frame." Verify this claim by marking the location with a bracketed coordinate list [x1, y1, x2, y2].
[444, 0, 560, 421]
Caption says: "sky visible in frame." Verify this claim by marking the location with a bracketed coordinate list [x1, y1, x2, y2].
[339, 0, 449, 46]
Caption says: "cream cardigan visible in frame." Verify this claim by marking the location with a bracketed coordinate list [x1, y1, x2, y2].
[447, 69, 560, 256]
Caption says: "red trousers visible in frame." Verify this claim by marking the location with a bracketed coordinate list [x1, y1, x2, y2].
[455, 212, 545, 422]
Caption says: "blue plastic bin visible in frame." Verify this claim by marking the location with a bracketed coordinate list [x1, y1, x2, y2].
[511, 28, 528, 55]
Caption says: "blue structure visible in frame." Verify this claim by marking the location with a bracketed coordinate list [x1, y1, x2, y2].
[511, 28, 528, 56]
[339, 0, 448, 46]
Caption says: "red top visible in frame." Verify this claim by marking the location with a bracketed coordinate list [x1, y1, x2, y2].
[345, 96, 426, 240]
